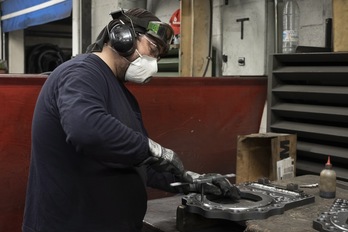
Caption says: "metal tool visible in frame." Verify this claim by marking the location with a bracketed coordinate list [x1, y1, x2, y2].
[171, 173, 236, 203]
[299, 183, 319, 188]
[170, 173, 236, 187]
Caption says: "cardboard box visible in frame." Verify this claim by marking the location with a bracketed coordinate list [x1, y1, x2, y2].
[333, 0, 348, 52]
[236, 133, 297, 183]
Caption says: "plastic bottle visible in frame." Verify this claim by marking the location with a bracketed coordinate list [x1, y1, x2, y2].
[319, 156, 336, 199]
[282, 0, 300, 53]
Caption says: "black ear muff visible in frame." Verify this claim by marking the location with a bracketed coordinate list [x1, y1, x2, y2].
[108, 21, 136, 57]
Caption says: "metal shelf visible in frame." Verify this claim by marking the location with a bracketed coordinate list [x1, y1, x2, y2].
[267, 53, 348, 181]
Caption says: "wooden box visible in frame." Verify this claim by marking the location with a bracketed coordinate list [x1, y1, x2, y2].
[236, 133, 297, 183]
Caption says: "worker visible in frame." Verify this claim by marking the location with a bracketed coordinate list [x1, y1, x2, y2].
[22, 8, 240, 232]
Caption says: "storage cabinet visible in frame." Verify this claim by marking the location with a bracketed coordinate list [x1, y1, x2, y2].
[267, 53, 348, 181]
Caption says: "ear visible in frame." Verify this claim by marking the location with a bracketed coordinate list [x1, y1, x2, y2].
[108, 20, 136, 57]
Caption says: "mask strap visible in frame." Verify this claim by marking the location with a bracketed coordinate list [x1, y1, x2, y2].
[135, 49, 142, 58]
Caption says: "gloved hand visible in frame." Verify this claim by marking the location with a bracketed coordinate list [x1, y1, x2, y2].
[144, 138, 185, 177]
[178, 171, 241, 201]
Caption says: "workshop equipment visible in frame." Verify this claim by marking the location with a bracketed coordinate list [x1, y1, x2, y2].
[179, 178, 315, 225]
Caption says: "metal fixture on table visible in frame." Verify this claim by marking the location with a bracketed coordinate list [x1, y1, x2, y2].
[180, 177, 315, 221]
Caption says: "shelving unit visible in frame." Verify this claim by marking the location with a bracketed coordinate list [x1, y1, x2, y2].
[267, 53, 348, 181]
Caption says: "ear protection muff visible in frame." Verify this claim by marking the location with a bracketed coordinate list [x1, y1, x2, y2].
[108, 19, 136, 57]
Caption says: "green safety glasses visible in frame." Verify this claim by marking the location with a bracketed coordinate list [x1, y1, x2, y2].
[147, 21, 174, 49]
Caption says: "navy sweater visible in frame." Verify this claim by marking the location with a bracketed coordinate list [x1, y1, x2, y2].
[22, 54, 175, 232]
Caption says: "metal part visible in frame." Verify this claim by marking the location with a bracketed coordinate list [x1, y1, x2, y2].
[313, 198, 348, 232]
[300, 183, 319, 188]
[258, 177, 300, 191]
[181, 179, 315, 221]
[170, 173, 236, 187]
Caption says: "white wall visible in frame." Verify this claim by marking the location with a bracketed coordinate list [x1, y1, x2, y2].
[298, 0, 332, 47]
[8, 30, 25, 74]
[90, 0, 146, 42]
[147, 0, 180, 23]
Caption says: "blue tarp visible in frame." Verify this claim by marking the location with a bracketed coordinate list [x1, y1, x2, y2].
[1, 0, 72, 32]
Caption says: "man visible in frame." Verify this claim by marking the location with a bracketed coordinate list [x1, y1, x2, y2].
[22, 8, 240, 232]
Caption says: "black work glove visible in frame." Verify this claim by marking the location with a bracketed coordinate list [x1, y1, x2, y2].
[143, 138, 185, 177]
[178, 171, 241, 201]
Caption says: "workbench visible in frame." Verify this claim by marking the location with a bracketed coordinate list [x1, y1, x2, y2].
[143, 175, 348, 232]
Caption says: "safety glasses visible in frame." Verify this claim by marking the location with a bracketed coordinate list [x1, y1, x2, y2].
[146, 21, 174, 49]
[137, 34, 161, 61]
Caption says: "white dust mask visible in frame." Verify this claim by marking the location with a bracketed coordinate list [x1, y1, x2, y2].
[125, 50, 158, 84]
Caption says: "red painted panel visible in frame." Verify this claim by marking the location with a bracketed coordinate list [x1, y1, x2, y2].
[0, 75, 46, 232]
[0, 75, 267, 229]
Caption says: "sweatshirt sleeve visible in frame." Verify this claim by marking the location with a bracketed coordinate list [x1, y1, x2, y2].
[55, 62, 149, 166]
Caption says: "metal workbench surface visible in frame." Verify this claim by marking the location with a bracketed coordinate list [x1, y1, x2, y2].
[143, 175, 348, 232]
[244, 175, 348, 232]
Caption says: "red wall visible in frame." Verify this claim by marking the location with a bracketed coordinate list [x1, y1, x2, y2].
[0, 76, 46, 232]
[0, 75, 267, 231]
[127, 77, 267, 198]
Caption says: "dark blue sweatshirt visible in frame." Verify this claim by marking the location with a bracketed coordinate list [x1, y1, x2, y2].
[22, 54, 175, 232]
